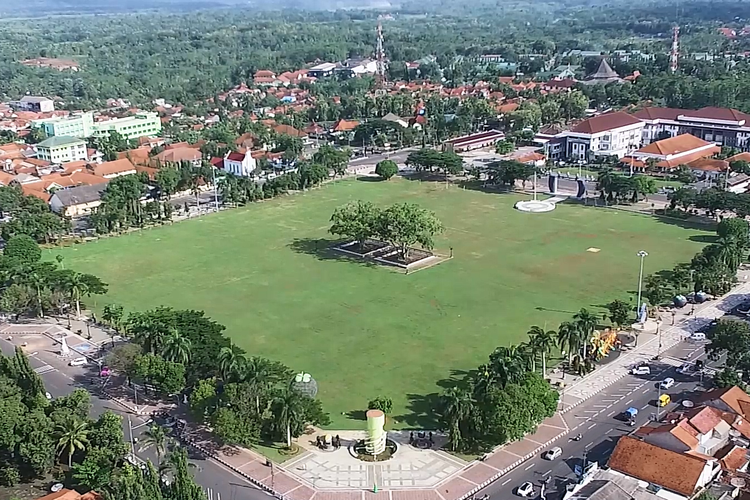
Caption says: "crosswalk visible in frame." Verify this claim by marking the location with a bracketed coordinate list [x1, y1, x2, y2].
[33, 364, 55, 375]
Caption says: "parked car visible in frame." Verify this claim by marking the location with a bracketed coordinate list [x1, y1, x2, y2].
[689, 332, 707, 342]
[631, 365, 650, 375]
[68, 357, 87, 367]
[543, 447, 563, 460]
[660, 377, 675, 389]
[517, 482, 534, 497]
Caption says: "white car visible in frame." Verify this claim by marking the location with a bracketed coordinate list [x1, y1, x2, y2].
[543, 446, 562, 460]
[68, 357, 87, 367]
[631, 365, 650, 375]
[678, 363, 692, 374]
[660, 377, 675, 389]
[517, 482, 534, 497]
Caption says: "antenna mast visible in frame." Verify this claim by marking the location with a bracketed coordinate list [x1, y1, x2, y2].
[375, 20, 387, 87]
[670, 25, 680, 73]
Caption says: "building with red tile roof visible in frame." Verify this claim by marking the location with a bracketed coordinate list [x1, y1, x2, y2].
[332, 119, 360, 133]
[608, 436, 720, 497]
[547, 112, 644, 161]
[87, 158, 137, 179]
[635, 106, 750, 149]
[625, 133, 721, 171]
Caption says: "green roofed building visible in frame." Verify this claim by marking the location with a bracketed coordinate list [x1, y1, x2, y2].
[36, 136, 88, 163]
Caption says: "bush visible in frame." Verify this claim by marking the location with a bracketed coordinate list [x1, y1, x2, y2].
[0, 466, 20, 486]
[367, 396, 393, 414]
[375, 160, 399, 180]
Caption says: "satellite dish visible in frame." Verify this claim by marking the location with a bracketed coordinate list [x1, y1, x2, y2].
[731, 477, 746, 488]
[51, 483, 64, 493]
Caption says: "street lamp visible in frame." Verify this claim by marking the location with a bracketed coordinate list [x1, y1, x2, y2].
[636, 250, 649, 320]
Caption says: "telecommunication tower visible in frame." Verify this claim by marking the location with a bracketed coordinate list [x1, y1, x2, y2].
[670, 25, 680, 73]
[375, 21, 387, 87]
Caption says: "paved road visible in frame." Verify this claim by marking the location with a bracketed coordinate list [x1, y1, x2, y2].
[480, 339, 719, 500]
[0, 337, 270, 500]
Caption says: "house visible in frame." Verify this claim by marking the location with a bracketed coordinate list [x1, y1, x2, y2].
[253, 70, 282, 87]
[307, 62, 337, 79]
[635, 406, 732, 456]
[335, 58, 378, 78]
[50, 183, 109, 217]
[21, 57, 79, 71]
[91, 112, 162, 140]
[36, 136, 88, 163]
[443, 130, 505, 152]
[152, 147, 202, 167]
[634, 106, 750, 149]
[222, 151, 257, 177]
[87, 158, 136, 179]
[607, 435, 721, 499]
[381, 113, 408, 128]
[699, 385, 750, 418]
[272, 124, 306, 138]
[624, 134, 722, 175]
[32, 112, 95, 138]
[546, 112, 644, 161]
[582, 59, 623, 85]
[332, 119, 360, 133]
[34, 488, 101, 500]
[12, 96, 54, 113]
[235, 133, 257, 150]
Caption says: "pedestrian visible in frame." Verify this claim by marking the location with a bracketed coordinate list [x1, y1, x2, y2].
[671, 310, 676, 325]
[690, 304, 695, 315]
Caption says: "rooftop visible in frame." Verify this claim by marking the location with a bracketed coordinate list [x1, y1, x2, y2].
[607, 435, 710, 497]
[570, 112, 641, 135]
[51, 183, 109, 207]
[38, 136, 85, 148]
[636, 133, 714, 156]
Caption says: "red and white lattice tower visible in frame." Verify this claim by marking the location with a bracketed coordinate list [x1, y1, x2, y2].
[375, 21, 387, 87]
[670, 25, 680, 73]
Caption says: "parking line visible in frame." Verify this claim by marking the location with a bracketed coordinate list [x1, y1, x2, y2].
[501, 478, 511, 486]
[607, 410, 616, 417]
[642, 389, 650, 394]
[588, 423, 597, 430]
[524, 463, 534, 471]
[626, 399, 633, 405]
[641, 404, 649, 410]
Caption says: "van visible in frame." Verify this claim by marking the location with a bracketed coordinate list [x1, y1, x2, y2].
[68, 357, 87, 367]
[689, 332, 706, 342]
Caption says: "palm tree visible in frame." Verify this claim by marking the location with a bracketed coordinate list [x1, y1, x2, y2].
[68, 272, 89, 319]
[218, 345, 246, 382]
[516, 341, 535, 372]
[489, 345, 526, 387]
[528, 326, 556, 377]
[141, 424, 168, 463]
[28, 271, 47, 318]
[242, 356, 277, 413]
[573, 308, 599, 359]
[161, 330, 191, 365]
[56, 417, 89, 467]
[716, 236, 745, 271]
[440, 387, 474, 452]
[271, 389, 304, 448]
[556, 321, 580, 364]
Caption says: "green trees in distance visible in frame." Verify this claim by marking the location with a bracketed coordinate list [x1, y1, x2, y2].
[329, 201, 444, 258]
[596, 169, 658, 204]
[486, 160, 537, 187]
[0, 186, 70, 243]
[313, 145, 351, 179]
[374, 159, 399, 180]
[494, 139, 515, 155]
[406, 149, 464, 177]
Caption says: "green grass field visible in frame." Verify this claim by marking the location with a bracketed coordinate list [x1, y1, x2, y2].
[51, 179, 711, 428]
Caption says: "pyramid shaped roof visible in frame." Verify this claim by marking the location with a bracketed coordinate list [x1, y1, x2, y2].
[589, 58, 619, 80]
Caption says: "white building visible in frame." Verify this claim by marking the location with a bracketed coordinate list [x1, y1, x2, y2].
[12, 96, 55, 113]
[547, 112, 644, 161]
[36, 136, 88, 163]
[223, 151, 257, 177]
[634, 106, 750, 149]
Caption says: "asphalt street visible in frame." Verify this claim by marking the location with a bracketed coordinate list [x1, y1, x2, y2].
[0, 337, 270, 500]
[479, 339, 720, 500]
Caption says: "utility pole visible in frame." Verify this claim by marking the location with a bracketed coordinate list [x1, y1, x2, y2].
[636, 250, 649, 319]
[127, 415, 135, 456]
[670, 26, 680, 73]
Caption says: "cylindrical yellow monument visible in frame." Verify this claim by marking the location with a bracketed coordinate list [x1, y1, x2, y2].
[365, 409, 386, 456]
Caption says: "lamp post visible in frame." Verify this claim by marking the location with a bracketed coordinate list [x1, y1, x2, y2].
[636, 250, 649, 319]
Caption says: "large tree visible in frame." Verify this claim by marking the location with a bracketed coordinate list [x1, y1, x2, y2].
[376, 203, 443, 259]
[329, 201, 380, 250]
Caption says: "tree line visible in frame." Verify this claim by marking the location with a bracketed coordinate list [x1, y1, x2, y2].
[0, 346, 207, 500]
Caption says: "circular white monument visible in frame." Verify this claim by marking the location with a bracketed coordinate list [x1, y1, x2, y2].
[515, 199, 556, 213]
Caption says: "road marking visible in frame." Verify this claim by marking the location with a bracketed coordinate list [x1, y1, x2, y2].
[583, 410, 598, 413]
[574, 416, 588, 420]
[501, 478, 512, 486]
[542, 470, 551, 476]
[33, 365, 55, 374]
[588, 423, 597, 430]
[601, 399, 618, 403]
[607, 410, 616, 417]
[641, 404, 650, 410]
[626, 399, 633, 405]
[593, 405, 608, 408]
[642, 389, 650, 394]
[606, 428, 614, 434]
[524, 463, 534, 471]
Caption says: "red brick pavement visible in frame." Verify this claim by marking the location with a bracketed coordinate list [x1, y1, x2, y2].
[435, 477, 476, 500]
[313, 491, 363, 500]
[261, 471, 304, 494]
[286, 485, 316, 500]
[458, 463, 498, 485]
[391, 490, 443, 500]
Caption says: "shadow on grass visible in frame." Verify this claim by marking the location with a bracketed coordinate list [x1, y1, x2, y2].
[356, 176, 384, 182]
[288, 237, 380, 268]
[395, 392, 442, 429]
[689, 234, 719, 243]
[346, 409, 368, 421]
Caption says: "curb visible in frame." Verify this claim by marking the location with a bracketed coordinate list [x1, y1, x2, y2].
[180, 435, 285, 499]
